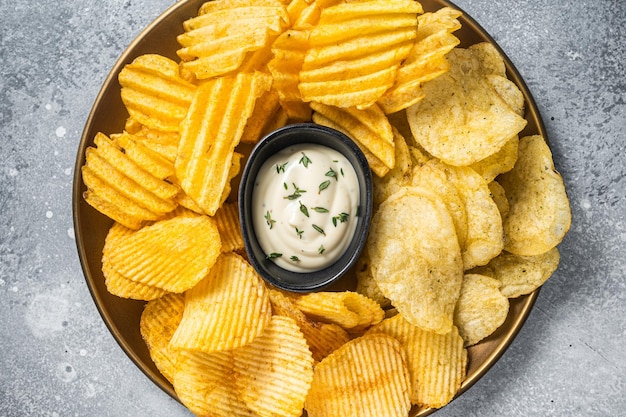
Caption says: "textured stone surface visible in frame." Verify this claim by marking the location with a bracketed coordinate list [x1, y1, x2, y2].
[1, 1, 624, 416]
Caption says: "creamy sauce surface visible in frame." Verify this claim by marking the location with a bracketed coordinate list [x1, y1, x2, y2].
[252, 143, 360, 272]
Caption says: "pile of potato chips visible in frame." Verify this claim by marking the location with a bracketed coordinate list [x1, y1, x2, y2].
[81, 0, 572, 415]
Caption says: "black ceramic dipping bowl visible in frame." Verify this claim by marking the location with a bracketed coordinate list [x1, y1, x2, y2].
[239, 123, 373, 292]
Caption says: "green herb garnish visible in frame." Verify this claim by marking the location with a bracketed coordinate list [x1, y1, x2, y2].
[326, 167, 338, 181]
[276, 162, 288, 173]
[295, 227, 304, 239]
[290, 255, 300, 262]
[332, 212, 349, 227]
[299, 201, 309, 217]
[265, 211, 276, 229]
[318, 245, 325, 254]
[311, 206, 329, 213]
[299, 152, 312, 168]
[284, 183, 306, 200]
[318, 180, 330, 193]
[312, 224, 326, 235]
[266, 252, 282, 259]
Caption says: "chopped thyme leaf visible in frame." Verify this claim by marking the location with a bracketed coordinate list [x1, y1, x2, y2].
[299, 152, 312, 168]
[284, 183, 306, 200]
[312, 224, 326, 235]
[266, 252, 282, 259]
[332, 212, 349, 227]
[340, 167, 344, 177]
[290, 255, 300, 262]
[312, 206, 329, 213]
[299, 201, 309, 217]
[326, 167, 338, 181]
[318, 180, 330, 193]
[318, 245, 325, 254]
[283, 182, 288, 190]
[276, 162, 288, 173]
[295, 226, 303, 238]
[265, 211, 276, 229]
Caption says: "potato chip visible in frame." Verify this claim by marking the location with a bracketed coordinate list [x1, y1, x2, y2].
[367, 314, 467, 408]
[118, 54, 196, 132]
[355, 251, 391, 309]
[498, 135, 572, 256]
[406, 46, 527, 166]
[453, 274, 509, 346]
[269, 289, 350, 363]
[473, 248, 561, 298]
[104, 214, 221, 293]
[175, 72, 272, 215]
[488, 180, 509, 219]
[470, 135, 519, 183]
[240, 88, 288, 144]
[214, 202, 245, 253]
[378, 7, 462, 114]
[305, 333, 411, 417]
[174, 349, 256, 417]
[368, 187, 463, 334]
[169, 252, 271, 352]
[115, 132, 176, 180]
[233, 315, 314, 417]
[372, 126, 413, 207]
[140, 293, 185, 384]
[289, 290, 384, 332]
[298, 0, 422, 109]
[311, 102, 395, 177]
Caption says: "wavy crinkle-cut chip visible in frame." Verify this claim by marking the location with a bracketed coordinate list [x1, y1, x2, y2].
[139, 293, 185, 384]
[104, 214, 221, 293]
[177, 0, 289, 79]
[367, 314, 467, 408]
[311, 102, 395, 177]
[269, 289, 350, 363]
[498, 135, 572, 256]
[174, 349, 256, 417]
[368, 187, 463, 334]
[115, 132, 176, 180]
[169, 252, 271, 352]
[118, 54, 196, 132]
[241, 88, 288, 144]
[289, 290, 384, 332]
[298, 0, 422, 109]
[234, 315, 314, 417]
[453, 274, 509, 346]
[473, 247, 561, 298]
[378, 7, 462, 114]
[82, 132, 179, 229]
[470, 135, 519, 183]
[175, 72, 272, 215]
[214, 202, 245, 253]
[267, 29, 310, 108]
[406, 45, 527, 166]
[305, 333, 411, 417]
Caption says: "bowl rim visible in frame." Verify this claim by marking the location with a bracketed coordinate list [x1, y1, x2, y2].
[238, 122, 374, 292]
[72, 0, 545, 415]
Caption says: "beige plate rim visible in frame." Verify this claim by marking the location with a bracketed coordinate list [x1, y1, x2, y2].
[72, 0, 545, 415]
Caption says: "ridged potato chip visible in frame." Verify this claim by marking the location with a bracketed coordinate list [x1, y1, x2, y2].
[367, 314, 468, 408]
[139, 293, 185, 384]
[305, 333, 411, 417]
[299, 0, 422, 109]
[104, 214, 221, 293]
[311, 102, 395, 177]
[289, 290, 384, 332]
[233, 315, 314, 417]
[406, 45, 527, 166]
[169, 252, 271, 352]
[174, 349, 255, 417]
[175, 72, 272, 215]
[453, 274, 509, 346]
[499, 135, 572, 255]
[472, 247, 561, 298]
[368, 187, 463, 334]
[118, 54, 196, 132]
[214, 202, 245, 253]
[269, 289, 350, 363]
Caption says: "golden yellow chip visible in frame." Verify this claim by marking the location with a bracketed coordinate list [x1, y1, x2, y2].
[367, 187, 463, 334]
[289, 290, 384, 332]
[115, 132, 176, 180]
[104, 214, 221, 293]
[175, 72, 272, 215]
[311, 102, 395, 177]
[372, 126, 413, 207]
[240, 88, 288, 144]
[174, 349, 256, 417]
[305, 333, 411, 417]
[488, 180, 509, 219]
[169, 252, 271, 352]
[453, 274, 509, 346]
[269, 289, 349, 363]
[298, 0, 422, 109]
[118, 54, 196, 132]
[406, 45, 527, 166]
[499, 135, 572, 256]
[367, 315, 467, 408]
[233, 315, 314, 417]
[470, 135, 519, 183]
[214, 202, 245, 253]
[139, 293, 185, 384]
[473, 247, 561, 298]
[355, 251, 391, 309]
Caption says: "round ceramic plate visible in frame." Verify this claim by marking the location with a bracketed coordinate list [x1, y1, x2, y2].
[73, 1, 544, 415]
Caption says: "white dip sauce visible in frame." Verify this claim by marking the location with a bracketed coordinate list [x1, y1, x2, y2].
[252, 143, 360, 272]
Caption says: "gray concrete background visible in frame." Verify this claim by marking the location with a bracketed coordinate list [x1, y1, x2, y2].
[1, 0, 624, 416]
